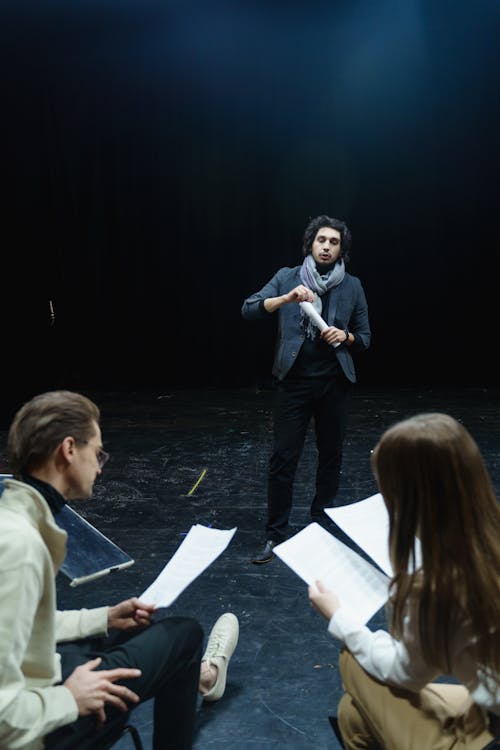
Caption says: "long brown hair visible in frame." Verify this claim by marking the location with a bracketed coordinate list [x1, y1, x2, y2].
[371, 413, 500, 677]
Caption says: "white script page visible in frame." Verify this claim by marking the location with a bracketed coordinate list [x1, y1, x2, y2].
[273, 523, 390, 625]
[326, 493, 422, 576]
[326, 493, 394, 576]
[140, 524, 237, 607]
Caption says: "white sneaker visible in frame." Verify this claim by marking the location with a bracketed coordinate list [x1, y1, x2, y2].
[201, 613, 239, 702]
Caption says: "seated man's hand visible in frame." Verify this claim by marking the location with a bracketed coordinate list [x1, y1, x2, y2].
[108, 597, 156, 630]
[64, 657, 141, 728]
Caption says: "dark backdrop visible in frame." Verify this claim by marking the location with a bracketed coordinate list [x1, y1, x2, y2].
[2, 0, 499, 417]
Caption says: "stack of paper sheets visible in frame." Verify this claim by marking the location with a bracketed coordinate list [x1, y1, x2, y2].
[273, 521, 389, 625]
[274, 493, 421, 624]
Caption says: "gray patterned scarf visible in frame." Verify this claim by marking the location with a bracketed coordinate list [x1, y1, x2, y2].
[299, 255, 345, 339]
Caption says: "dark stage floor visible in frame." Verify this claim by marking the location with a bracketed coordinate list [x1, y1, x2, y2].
[1, 385, 499, 749]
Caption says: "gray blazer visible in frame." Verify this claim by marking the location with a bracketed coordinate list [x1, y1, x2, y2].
[242, 266, 371, 383]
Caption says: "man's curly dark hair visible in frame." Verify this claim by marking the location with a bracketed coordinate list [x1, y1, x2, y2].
[302, 215, 352, 263]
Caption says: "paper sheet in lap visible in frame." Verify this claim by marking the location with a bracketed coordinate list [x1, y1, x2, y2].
[1, 474, 133, 586]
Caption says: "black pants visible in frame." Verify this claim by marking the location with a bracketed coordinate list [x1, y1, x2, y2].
[45, 614, 203, 750]
[266, 375, 351, 541]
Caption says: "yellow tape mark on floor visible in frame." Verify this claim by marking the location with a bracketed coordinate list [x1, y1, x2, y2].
[187, 468, 207, 496]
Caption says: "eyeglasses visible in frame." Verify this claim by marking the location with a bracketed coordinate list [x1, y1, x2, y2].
[96, 449, 110, 469]
[75, 439, 110, 469]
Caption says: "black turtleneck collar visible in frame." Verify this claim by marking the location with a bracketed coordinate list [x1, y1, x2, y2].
[315, 260, 336, 276]
[21, 475, 67, 516]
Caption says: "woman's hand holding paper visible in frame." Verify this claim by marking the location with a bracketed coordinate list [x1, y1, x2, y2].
[308, 580, 341, 620]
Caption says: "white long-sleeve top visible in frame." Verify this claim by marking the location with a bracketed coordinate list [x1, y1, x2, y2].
[328, 601, 500, 715]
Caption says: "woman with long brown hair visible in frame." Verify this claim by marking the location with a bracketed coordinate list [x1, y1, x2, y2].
[309, 413, 500, 749]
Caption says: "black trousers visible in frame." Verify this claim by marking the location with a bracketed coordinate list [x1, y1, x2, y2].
[45, 614, 203, 750]
[266, 375, 352, 541]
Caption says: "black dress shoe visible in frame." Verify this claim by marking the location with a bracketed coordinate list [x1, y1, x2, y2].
[250, 540, 277, 564]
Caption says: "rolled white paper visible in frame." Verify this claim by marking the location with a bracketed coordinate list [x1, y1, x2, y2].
[299, 301, 341, 348]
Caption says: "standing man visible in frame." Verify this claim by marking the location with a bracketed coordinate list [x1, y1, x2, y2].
[242, 215, 371, 564]
[0, 390, 238, 750]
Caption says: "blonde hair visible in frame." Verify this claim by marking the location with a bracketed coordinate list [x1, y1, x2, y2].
[8, 390, 100, 476]
[371, 413, 500, 677]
